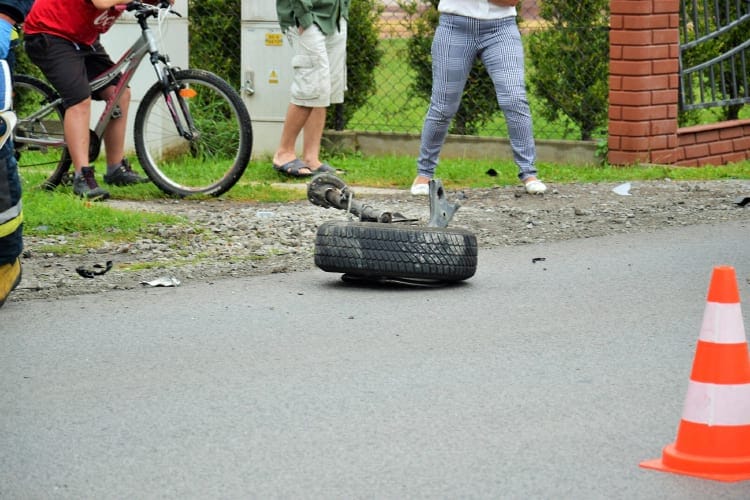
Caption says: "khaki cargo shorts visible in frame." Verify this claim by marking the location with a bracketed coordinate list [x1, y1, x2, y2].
[285, 19, 347, 107]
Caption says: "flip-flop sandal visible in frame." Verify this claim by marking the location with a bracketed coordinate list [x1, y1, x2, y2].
[273, 158, 313, 177]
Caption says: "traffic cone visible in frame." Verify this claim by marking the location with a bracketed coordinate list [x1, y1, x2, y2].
[640, 266, 750, 482]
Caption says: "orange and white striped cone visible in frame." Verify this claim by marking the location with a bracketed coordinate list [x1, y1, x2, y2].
[640, 266, 750, 482]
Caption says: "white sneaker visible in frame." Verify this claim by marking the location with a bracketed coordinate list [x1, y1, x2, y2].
[410, 182, 429, 196]
[524, 179, 547, 194]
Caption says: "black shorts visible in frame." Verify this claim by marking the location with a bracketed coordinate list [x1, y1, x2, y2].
[24, 33, 122, 110]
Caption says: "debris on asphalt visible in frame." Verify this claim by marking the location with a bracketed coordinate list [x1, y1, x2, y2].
[76, 260, 113, 278]
[140, 276, 181, 287]
[612, 182, 632, 196]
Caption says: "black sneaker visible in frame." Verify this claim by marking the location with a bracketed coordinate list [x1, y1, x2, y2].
[73, 166, 110, 200]
[103, 159, 149, 186]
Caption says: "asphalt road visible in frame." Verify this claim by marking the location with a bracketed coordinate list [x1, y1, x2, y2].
[2, 219, 750, 499]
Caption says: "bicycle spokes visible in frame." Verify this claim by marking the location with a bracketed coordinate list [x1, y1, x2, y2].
[134, 69, 252, 197]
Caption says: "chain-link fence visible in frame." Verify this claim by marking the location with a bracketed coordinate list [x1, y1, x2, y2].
[11, 1, 611, 142]
[191, 0, 610, 142]
[354, 0, 611, 140]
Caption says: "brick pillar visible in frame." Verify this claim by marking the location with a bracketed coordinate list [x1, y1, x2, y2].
[608, 0, 681, 165]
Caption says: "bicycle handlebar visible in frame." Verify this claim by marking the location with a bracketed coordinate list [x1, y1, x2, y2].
[126, 1, 181, 17]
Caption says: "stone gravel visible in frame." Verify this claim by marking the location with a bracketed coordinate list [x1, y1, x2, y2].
[11, 179, 750, 302]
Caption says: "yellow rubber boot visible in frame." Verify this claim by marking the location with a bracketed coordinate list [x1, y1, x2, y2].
[0, 258, 21, 309]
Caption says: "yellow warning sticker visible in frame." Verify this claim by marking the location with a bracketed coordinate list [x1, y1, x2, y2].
[269, 70, 279, 84]
[265, 33, 283, 47]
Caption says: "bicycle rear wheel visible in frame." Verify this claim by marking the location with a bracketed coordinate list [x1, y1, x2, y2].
[12, 74, 71, 189]
[134, 69, 253, 197]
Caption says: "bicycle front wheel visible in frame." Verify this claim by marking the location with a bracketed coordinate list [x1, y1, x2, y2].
[12, 74, 71, 189]
[134, 69, 253, 197]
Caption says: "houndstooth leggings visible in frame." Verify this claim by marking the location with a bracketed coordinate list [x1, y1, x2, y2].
[416, 13, 537, 182]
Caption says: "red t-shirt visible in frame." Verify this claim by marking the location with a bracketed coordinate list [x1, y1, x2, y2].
[24, 0, 126, 46]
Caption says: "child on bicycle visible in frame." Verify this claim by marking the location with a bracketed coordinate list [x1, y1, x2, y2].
[23, 0, 171, 200]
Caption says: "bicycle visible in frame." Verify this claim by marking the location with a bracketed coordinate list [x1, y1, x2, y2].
[12, 0, 253, 197]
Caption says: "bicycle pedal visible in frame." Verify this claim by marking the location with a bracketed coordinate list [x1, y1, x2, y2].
[60, 172, 74, 186]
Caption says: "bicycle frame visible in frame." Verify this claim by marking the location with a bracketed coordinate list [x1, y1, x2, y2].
[14, 4, 182, 150]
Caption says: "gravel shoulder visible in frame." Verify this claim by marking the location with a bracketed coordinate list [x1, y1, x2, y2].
[11, 179, 750, 302]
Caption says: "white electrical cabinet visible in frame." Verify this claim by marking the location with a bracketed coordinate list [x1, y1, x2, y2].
[241, 23, 293, 123]
[244, 1, 277, 20]
[241, 1, 295, 159]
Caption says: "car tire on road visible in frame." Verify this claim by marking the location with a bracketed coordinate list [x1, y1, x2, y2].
[314, 220, 478, 282]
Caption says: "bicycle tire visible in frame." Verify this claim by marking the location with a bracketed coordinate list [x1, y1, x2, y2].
[133, 69, 253, 197]
[314, 221, 478, 282]
[12, 74, 71, 189]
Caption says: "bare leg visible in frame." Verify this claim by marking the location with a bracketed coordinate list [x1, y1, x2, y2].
[66, 97, 110, 198]
[100, 86, 131, 167]
[301, 107, 326, 169]
[64, 98, 93, 173]
[273, 103, 312, 173]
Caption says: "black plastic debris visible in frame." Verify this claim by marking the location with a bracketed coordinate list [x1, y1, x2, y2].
[76, 260, 113, 278]
[532, 257, 546, 264]
[485, 168, 498, 177]
[735, 196, 750, 207]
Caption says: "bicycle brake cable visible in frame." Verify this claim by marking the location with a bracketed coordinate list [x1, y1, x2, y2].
[153, 6, 168, 49]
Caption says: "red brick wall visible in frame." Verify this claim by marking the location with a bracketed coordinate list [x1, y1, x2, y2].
[677, 120, 750, 166]
[607, 0, 750, 166]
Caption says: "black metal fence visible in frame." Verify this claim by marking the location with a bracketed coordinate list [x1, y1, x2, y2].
[679, 0, 750, 120]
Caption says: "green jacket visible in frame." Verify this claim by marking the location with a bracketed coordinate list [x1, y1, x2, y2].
[276, 0, 349, 36]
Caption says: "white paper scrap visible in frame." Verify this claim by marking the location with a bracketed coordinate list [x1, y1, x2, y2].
[612, 182, 632, 196]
